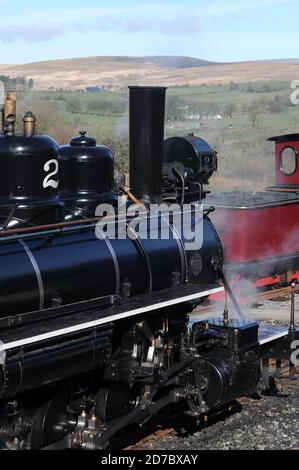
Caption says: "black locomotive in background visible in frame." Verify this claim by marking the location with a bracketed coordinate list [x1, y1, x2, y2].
[0, 87, 263, 449]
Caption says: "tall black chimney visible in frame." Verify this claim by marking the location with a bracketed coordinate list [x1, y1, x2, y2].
[129, 86, 167, 203]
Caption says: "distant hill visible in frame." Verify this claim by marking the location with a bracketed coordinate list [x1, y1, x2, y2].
[126, 56, 219, 68]
[0, 55, 299, 90]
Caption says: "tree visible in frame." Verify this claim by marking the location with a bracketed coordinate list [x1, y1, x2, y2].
[66, 96, 81, 113]
[247, 103, 260, 127]
[0, 75, 34, 91]
[267, 99, 283, 114]
[166, 96, 188, 122]
[193, 101, 220, 119]
[223, 102, 237, 118]
[229, 81, 239, 91]
[246, 98, 269, 127]
[261, 84, 272, 93]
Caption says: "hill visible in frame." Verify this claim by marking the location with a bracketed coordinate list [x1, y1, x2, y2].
[1, 55, 299, 89]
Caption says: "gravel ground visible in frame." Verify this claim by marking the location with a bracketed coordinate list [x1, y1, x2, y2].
[242, 297, 299, 325]
[139, 378, 299, 450]
[191, 296, 299, 330]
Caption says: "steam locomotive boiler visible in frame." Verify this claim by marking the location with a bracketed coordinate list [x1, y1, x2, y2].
[0, 87, 262, 450]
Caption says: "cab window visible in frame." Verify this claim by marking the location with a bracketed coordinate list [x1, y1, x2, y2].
[280, 146, 297, 176]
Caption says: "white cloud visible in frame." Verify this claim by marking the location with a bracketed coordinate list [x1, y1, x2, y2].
[0, 0, 296, 44]
[0, 5, 180, 25]
[192, 0, 296, 17]
[2, 0, 296, 26]
[0, 24, 64, 43]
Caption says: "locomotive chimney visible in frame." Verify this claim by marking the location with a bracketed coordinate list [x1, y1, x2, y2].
[129, 86, 167, 203]
[2, 92, 16, 133]
[23, 111, 36, 137]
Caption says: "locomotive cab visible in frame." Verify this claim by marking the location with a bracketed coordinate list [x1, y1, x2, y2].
[268, 134, 299, 192]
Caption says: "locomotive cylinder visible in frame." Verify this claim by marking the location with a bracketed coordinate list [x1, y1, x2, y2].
[129, 86, 166, 203]
[0, 327, 112, 398]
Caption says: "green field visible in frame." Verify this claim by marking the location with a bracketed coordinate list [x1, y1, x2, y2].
[16, 81, 299, 190]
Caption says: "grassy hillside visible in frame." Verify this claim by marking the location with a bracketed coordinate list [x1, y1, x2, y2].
[1, 56, 299, 89]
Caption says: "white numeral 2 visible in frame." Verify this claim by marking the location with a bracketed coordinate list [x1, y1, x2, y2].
[43, 159, 59, 189]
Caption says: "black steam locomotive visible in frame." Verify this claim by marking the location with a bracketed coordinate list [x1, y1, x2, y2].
[0, 87, 262, 449]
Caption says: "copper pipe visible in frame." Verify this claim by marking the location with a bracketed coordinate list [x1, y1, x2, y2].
[0, 188, 148, 237]
[0, 208, 148, 237]
[124, 188, 147, 211]
[0, 216, 103, 236]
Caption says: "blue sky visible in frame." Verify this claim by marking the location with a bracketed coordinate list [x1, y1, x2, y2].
[1, 0, 298, 63]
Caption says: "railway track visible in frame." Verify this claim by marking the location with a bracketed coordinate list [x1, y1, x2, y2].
[122, 408, 236, 450]
[124, 428, 175, 451]
[243, 284, 299, 302]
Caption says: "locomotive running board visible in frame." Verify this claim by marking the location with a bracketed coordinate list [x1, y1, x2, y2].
[0, 284, 224, 353]
[259, 330, 289, 345]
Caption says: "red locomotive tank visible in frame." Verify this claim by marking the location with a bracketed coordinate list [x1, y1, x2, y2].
[206, 133, 299, 288]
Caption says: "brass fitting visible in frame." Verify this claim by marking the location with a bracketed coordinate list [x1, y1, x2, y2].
[23, 111, 36, 137]
[2, 92, 16, 132]
[3, 114, 16, 136]
[223, 305, 229, 326]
